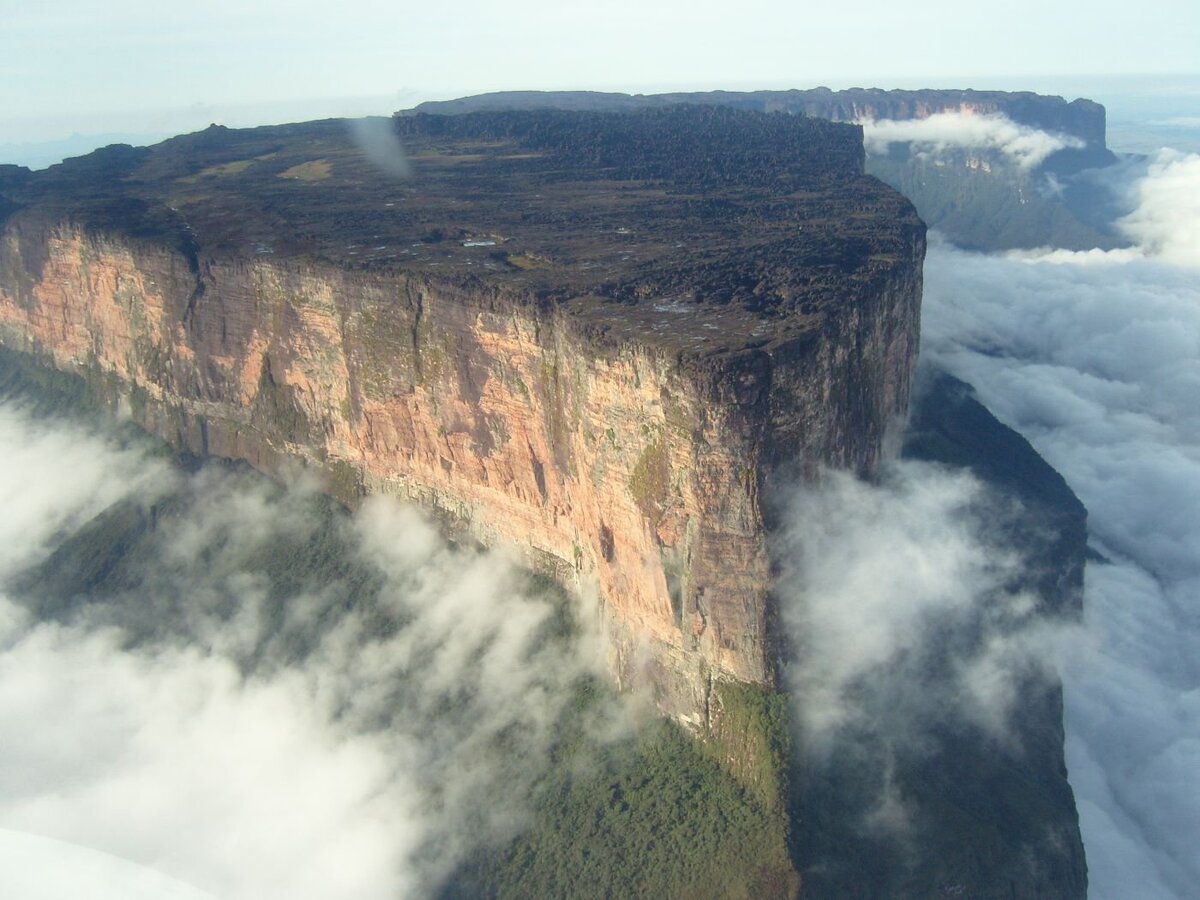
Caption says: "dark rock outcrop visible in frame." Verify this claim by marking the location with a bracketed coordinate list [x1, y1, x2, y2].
[410, 87, 1109, 154]
[408, 89, 1121, 251]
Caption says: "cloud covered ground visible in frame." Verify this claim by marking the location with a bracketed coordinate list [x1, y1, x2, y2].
[0, 408, 617, 900]
[917, 149, 1200, 899]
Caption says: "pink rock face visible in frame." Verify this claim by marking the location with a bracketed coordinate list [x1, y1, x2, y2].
[0, 220, 923, 724]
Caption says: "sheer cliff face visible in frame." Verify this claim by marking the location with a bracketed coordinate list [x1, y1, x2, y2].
[778, 89, 1107, 148]
[0, 108, 924, 723]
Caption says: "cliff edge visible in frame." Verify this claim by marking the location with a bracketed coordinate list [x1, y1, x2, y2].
[0, 107, 924, 725]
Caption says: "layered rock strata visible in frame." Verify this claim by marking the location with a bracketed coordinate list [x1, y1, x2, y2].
[0, 108, 924, 723]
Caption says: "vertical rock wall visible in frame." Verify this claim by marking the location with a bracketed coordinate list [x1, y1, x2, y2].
[0, 220, 923, 723]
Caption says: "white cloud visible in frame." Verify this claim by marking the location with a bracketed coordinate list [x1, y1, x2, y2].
[860, 111, 1085, 169]
[920, 150, 1200, 899]
[0, 406, 174, 579]
[1117, 150, 1200, 266]
[0, 614, 425, 900]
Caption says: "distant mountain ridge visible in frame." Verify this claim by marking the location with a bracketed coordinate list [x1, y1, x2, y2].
[407, 87, 1109, 151]
[404, 88, 1122, 251]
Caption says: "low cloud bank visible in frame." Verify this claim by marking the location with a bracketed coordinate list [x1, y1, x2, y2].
[860, 111, 1085, 169]
[920, 150, 1200, 899]
[0, 405, 615, 900]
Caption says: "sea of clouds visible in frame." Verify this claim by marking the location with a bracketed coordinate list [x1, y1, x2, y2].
[919, 146, 1200, 897]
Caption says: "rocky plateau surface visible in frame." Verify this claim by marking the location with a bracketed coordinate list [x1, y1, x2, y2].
[0, 100, 1092, 898]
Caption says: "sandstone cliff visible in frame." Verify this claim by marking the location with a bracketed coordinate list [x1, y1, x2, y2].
[0, 108, 923, 725]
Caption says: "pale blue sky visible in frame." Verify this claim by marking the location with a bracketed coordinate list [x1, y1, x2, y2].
[1, 0, 1198, 148]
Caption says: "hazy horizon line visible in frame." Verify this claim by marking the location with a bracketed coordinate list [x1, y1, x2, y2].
[4, 71, 1200, 164]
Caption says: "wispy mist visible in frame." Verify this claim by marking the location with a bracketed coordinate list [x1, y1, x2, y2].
[0, 405, 616, 900]
[348, 117, 412, 179]
[0, 407, 174, 579]
[861, 111, 1085, 169]
[776, 462, 1066, 756]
